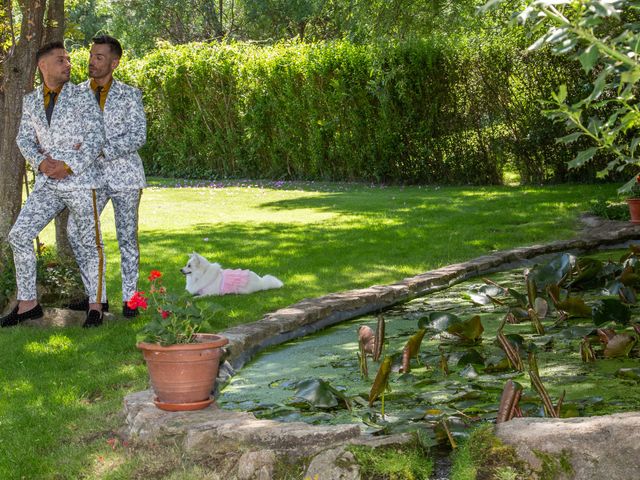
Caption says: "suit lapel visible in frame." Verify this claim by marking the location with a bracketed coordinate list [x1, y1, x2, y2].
[49, 82, 73, 128]
[104, 80, 121, 111]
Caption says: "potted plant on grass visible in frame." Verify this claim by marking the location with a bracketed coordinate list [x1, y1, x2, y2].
[131, 270, 228, 411]
[626, 175, 640, 224]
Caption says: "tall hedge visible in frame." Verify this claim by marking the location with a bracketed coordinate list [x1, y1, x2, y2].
[74, 39, 602, 184]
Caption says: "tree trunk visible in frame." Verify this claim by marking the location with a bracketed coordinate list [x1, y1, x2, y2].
[0, 0, 47, 243]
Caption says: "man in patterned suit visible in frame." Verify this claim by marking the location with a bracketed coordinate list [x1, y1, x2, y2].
[0, 41, 106, 328]
[67, 35, 147, 317]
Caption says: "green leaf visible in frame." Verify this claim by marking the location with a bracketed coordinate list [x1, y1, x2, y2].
[552, 84, 567, 103]
[578, 44, 599, 72]
[568, 147, 598, 169]
[556, 131, 583, 144]
[447, 315, 484, 344]
[604, 334, 637, 358]
[289, 379, 348, 410]
[557, 297, 591, 318]
[369, 357, 393, 406]
[592, 298, 631, 326]
[419, 312, 460, 331]
[530, 253, 572, 288]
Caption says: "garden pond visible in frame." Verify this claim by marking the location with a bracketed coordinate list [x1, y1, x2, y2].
[219, 248, 640, 446]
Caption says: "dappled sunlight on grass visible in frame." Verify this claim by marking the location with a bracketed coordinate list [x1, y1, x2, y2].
[24, 334, 74, 355]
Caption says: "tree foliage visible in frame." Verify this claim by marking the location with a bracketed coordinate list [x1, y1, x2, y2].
[483, 0, 640, 190]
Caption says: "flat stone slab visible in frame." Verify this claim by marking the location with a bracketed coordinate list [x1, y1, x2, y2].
[124, 390, 362, 458]
[495, 412, 640, 480]
[21, 308, 117, 327]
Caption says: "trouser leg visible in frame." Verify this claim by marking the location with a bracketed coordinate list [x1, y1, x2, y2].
[62, 189, 105, 304]
[67, 188, 109, 301]
[8, 185, 65, 301]
[111, 189, 141, 303]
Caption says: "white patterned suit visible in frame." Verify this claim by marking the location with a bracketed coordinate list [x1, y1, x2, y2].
[68, 79, 147, 304]
[11, 82, 106, 303]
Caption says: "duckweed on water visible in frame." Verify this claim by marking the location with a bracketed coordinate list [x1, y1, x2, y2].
[219, 248, 640, 444]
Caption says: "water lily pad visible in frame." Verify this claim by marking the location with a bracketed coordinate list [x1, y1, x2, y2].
[603, 334, 637, 358]
[289, 379, 349, 410]
[567, 257, 603, 288]
[447, 315, 484, 344]
[615, 367, 640, 382]
[530, 253, 573, 288]
[419, 312, 460, 330]
[459, 364, 480, 379]
[592, 297, 631, 326]
[557, 297, 591, 317]
[508, 288, 528, 308]
[448, 348, 485, 367]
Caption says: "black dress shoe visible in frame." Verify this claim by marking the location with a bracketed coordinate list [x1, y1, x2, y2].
[122, 302, 139, 318]
[66, 297, 109, 312]
[82, 309, 103, 328]
[0, 304, 44, 327]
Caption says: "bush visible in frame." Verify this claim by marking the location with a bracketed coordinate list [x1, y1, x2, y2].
[72, 38, 606, 184]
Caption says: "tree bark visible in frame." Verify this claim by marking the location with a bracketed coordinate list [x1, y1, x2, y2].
[0, 0, 47, 243]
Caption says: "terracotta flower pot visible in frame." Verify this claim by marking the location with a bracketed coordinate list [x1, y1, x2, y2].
[137, 333, 229, 411]
[627, 198, 640, 224]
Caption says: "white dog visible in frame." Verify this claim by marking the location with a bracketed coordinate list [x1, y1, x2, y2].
[180, 253, 283, 297]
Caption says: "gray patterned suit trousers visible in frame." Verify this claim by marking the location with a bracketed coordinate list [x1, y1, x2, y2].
[9, 184, 104, 303]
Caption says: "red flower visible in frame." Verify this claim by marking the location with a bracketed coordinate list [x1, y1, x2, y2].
[148, 270, 162, 281]
[636, 174, 640, 183]
[160, 310, 170, 319]
[127, 291, 148, 310]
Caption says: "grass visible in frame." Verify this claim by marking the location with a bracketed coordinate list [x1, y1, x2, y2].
[0, 179, 621, 479]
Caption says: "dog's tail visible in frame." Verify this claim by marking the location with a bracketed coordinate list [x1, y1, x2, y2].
[262, 275, 284, 290]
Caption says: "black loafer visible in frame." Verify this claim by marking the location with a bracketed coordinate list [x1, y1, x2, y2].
[0, 304, 44, 327]
[82, 309, 103, 328]
[66, 297, 109, 312]
[122, 302, 139, 318]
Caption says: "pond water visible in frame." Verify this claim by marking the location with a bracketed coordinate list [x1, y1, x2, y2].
[219, 249, 640, 444]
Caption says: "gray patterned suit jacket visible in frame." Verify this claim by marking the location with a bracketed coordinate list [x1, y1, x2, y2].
[82, 79, 147, 190]
[16, 82, 105, 190]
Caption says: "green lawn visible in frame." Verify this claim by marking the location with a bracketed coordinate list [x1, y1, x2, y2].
[0, 180, 620, 478]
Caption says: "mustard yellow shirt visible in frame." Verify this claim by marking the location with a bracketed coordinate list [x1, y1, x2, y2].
[90, 78, 112, 111]
[43, 84, 62, 110]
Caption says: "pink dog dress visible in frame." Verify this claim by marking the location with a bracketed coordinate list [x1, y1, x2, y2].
[219, 269, 251, 295]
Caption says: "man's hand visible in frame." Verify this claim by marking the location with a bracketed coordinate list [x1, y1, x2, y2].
[39, 156, 70, 179]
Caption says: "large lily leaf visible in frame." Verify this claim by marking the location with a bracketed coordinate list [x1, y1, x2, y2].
[400, 329, 427, 373]
[557, 297, 591, 318]
[615, 368, 640, 382]
[446, 315, 484, 344]
[534, 297, 548, 318]
[419, 312, 460, 331]
[508, 288, 528, 308]
[603, 334, 637, 358]
[289, 379, 350, 410]
[592, 298, 631, 326]
[530, 253, 573, 288]
[369, 357, 393, 407]
[619, 266, 640, 286]
[567, 257, 603, 288]
[448, 348, 485, 367]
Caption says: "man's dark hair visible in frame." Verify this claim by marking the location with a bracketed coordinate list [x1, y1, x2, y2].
[36, 41, 65, 62]
[92, 35, 123, 58]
